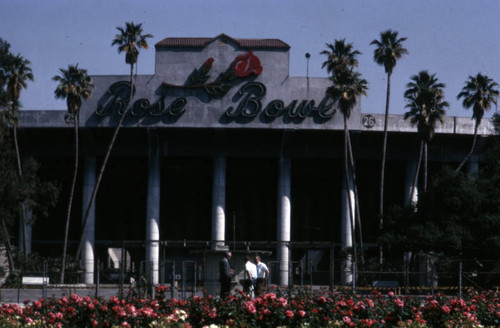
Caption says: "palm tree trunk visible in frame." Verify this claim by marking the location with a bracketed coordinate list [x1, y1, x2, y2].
[410, 141, 424, 205]
[346, 132, 364, 264]
[343, 115, 357, 285]
[1, 219, 15, 273]
[61, 113, 79, 284]
[423, 141, 428, 192]
[456, 122, 479, 173]
[12, 123, 29, 256]
[75, 64, 135, 259]
[379, 72, 391, 216]
[12, 125, 22, 178]
[379, 72, 391, 264]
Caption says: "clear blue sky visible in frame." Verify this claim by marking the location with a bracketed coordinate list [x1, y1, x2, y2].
[1, 0, 499, 118]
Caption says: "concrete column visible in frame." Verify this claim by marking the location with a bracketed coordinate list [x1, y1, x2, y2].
[146, 132, 160, 285]
[18, 157, 33, 254]
[467, 155, 479, 178]
[18, 207, 32, 254]
[277, 157, 291, 287]
[404, 160, 418, 206]
[211, 156, 226, 248]
[340, 167, 355, 285]
[82, 156, 96, 284]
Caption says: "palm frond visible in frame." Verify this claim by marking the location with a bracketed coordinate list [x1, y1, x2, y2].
[370, 30, 408, 75]
[404, 70, 448, 142]
[457, 73, 499, 126]
[113, 22, 153, 65]
[52, 64, 94, 115]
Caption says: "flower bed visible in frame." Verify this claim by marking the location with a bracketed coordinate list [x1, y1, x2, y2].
[0, 288, 498, 327]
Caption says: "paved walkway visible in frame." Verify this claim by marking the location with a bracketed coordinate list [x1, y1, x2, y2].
[1, 285, 121, 304]
[0, 284, 205, 304]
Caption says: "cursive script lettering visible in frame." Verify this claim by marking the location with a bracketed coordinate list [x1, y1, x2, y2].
[226, 82, 266, 117]
[131, 96, 186, 117]
[95, 81, 336, 123]
[226, 82, 336, 119]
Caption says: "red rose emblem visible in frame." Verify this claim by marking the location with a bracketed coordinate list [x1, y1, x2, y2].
[232, 50, 263, 77]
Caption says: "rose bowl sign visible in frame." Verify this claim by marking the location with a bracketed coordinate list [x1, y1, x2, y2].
[93, 50, 338, 127]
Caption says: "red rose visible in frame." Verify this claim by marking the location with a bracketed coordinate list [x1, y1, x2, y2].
[232, 50, 263, 77]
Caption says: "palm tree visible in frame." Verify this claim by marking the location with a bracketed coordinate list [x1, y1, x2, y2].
[0, 38, 12, 108]
[456, 73, 499, 173]
[370, 30, 407, 216]
[76, 22, 152, 258]
[0, 39, 16, 272]
[6, 54, 33, 255]
[321, 40, 366, 260]
[327, 67, 368, 283]
[321, 39, 360, 74]
[6, 55, 33, 175]
[404, 71, 448, 198]
[53, 64, 94, 283]
[371, 30, 407, 264]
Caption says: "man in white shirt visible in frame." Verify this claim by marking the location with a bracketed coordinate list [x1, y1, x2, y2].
[244, 255, 257, 295]
[255, 255, 269, 296]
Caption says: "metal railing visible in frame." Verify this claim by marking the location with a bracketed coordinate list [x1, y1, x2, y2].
[2, 240, 499, 302]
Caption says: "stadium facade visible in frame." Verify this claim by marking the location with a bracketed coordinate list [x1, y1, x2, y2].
[17, 34, 492, 290]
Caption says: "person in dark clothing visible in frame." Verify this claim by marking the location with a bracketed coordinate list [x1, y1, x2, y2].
[219, 251, 234, 297]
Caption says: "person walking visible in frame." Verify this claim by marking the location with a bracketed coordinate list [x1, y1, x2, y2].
[219, 251, 234, 298]
[255, 255, 269, 296]
[244, 254, 257, 297]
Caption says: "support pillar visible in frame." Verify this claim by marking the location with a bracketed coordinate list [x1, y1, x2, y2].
[340, 168, 355, 285]
[18, 208, 32, 254]
[18, 157, 33, 254]
[467, 155, 479, 178]
[404, 160, 418, 206]
[146, 130, 160, 285]
[211, 156, 226, 249]
[277, 157, 291, 287]
[82, 156, 96, 284]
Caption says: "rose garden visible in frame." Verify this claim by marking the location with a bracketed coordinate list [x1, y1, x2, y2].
[0, 286, 499, 327]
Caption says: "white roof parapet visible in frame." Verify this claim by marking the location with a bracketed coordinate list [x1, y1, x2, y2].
[359, 113, 495, 136]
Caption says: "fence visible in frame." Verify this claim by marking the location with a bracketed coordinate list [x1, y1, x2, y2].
[2, 240, 499, 302]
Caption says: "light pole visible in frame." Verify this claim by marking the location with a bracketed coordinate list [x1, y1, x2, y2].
[305, 53, 310, 99]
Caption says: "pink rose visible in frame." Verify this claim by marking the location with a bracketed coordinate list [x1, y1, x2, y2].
[244, 301, 256, 314]
[278, 297, 287, 307]
[232, 51, 263, 77]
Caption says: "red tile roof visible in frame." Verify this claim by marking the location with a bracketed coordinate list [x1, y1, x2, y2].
[155, 33, 290, 50]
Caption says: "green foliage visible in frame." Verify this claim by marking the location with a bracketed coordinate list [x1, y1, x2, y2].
[457, 73, 499, 127]
[371, 29, 408, 75]
[321, 39, 361, 75]
[0, 135, 23, 233]
[404, 71, 449, 142]
[4, 250, 81, 286]
[0, 92, 59, 273]
[321, 39, 368, 118]
[52, 64, 94, 119]
[327, 69, 368, 118]
[380, 166, 489, 255]
[0, 38, 12, 108]
[112, 21, 153, 65]
[380, 141, 500, 286]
